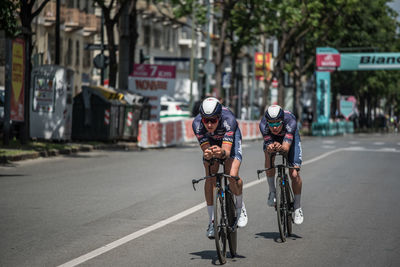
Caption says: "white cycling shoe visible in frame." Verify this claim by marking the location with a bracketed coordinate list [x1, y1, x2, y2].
[267, 191, 276, 207]
[293, 208, 304, 225]
[206, 222, 215, 239]
[236, 204, 248, 228]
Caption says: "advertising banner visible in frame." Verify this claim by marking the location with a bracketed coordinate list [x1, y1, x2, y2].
[340, 95, 357, 120]
[128, 64, 176, 121]
[316, 47, 340, 71]
[316, 71, 331, 123]
[255, 52, 272, 81]
[11, 38, 25, 121]
[339, 53, 400, 71]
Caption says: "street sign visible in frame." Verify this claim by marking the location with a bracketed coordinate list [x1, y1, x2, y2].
[204, 61, 215, 75]
[84, 43, 119, 51]
[93, 54, 109, 69]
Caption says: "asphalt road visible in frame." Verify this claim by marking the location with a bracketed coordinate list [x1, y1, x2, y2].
[1, 133, 399, 267]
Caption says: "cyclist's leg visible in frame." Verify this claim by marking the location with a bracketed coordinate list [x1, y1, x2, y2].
[225, 158, 242, 196]
[225, 127, 243, 197]
[203, 157, 219, 235]
[288, 129, 304, 224]
[287, 129, 302, 201]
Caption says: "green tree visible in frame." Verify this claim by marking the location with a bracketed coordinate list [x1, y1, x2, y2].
[93, 0, 131, 88]
[0, 0, 20, 37]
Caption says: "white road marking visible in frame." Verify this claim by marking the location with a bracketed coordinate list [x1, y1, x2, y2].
[57, 146, 399, 266]
[348, 141, 359, 145]
[373, 142, 384, 145]
[322, 145, 336, 149]
[322, 140, 336, 144]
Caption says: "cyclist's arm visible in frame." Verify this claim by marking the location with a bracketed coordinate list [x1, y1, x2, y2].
[280, 141, 291, 154]
[200, 142, 213, 160]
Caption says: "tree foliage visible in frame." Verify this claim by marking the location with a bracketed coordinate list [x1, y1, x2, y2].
[0, 1, 20, 37]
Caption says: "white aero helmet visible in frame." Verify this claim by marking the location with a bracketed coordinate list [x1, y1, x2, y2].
[265, 105, 284, 121]
[199, 97, 222, 118]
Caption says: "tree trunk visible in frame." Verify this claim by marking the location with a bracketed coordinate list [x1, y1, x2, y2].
[106, 22, 117, 88]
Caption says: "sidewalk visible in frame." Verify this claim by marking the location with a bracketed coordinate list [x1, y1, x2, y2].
[0, 141, 139, 164]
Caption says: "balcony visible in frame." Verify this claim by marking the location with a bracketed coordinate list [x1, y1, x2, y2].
[64, 8, 81, 31]
[42, 1, 56, 25]
[83, 14, 100, 36]
[42, 1, 66, 26]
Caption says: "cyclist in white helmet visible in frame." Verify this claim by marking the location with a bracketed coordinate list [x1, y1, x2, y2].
[259, 104, 304, 224]
[192, 97, 248, 239]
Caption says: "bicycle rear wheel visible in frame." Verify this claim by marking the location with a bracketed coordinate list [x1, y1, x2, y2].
[214, 187, 227, 264]
[225, 190, 237, 258]
[275, 178, 286, 242]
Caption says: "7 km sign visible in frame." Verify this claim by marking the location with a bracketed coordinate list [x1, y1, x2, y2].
[128, 64, 176, 121]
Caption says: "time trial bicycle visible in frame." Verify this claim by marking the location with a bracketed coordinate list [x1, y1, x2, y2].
[257, 152, 296, 242]
[192, 158, 239, 264]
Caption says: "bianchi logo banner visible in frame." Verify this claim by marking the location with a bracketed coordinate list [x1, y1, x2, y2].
[339, 53, 400, 71]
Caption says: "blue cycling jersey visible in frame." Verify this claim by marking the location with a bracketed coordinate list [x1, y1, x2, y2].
[259, 110, 302, 167]
[192, 107, 242, 161]
[259, 111, 297, 146]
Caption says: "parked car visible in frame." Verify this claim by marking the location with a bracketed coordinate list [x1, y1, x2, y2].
[159, 95, 190, 122]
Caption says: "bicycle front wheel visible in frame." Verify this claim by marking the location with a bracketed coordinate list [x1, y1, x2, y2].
[275, 178, 286, 242]
[214, 187, 227, 264]
[285, 181, 293, 236]
[225, 190, 237, 258]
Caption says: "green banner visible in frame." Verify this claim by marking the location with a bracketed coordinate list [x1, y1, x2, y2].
[339, 53, 400, 71]
[316, 71, 330, 123]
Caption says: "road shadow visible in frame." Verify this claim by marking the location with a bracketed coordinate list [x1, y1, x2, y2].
[255, 232, 303, 243]
[190, 250, 245, 265]
[0, 174, 26, 178]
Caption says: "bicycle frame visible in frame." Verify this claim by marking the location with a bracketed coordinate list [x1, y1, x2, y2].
[192, 158, 240, 263]
[257, 152, 296, 242]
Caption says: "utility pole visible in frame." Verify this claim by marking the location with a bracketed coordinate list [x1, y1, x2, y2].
[205, 0, 213, 95]
[189, 0, 196, 112]
[100, 11, 105, 86]
[118, 5, 130, 90]
[249, 46, 256, 120]
[55, 0, 60, 64]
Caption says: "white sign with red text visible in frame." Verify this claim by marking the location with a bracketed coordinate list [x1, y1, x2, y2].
[128, 64, 176, 121]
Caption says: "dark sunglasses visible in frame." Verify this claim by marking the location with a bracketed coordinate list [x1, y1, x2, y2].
[268, 121, 283, 127]
[202, 117, 219, 124]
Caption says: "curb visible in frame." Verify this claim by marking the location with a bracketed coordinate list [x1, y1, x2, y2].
[0, 142, 139, 164]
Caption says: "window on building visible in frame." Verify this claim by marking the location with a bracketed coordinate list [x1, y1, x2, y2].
[154, 28, 161, 49]
[66, 0, 74, 8]
[171, 28, 176, 52]
[47, 33, 55, 64]
[164, 27, 170, 51]
[75, 40, 80, 66]
[83, 49, 91, 68]
[66, 38, 72, 66]
[60, 37, 63, 65]
[143, 25, 151, 47]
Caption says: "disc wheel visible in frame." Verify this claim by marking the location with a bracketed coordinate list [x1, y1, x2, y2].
[225, 190, 237, 258]
[214, 187, 227, 264]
